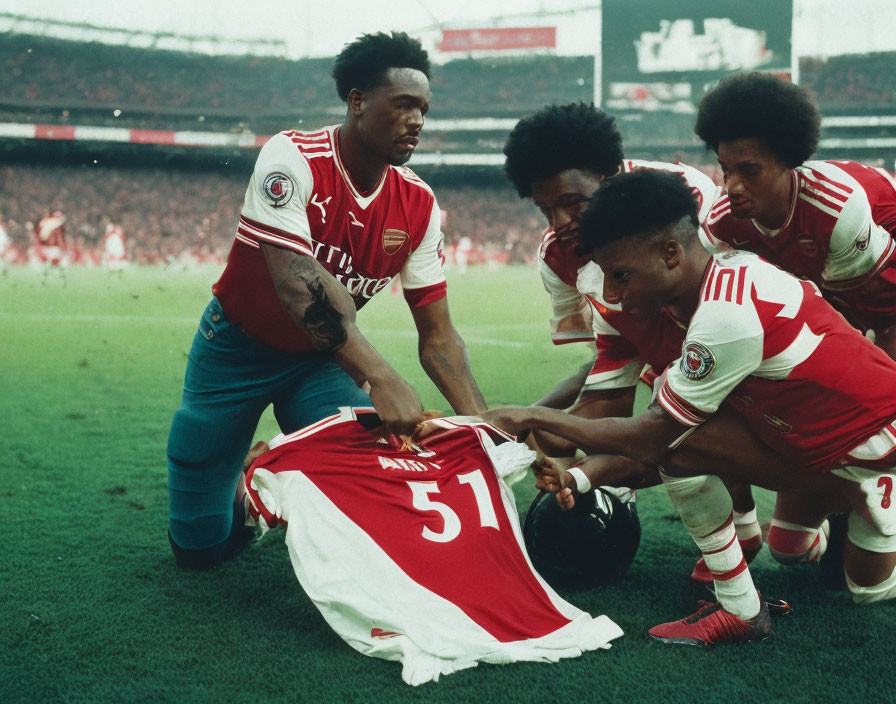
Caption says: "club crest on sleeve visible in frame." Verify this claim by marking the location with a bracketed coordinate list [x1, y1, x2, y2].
[262, 172, 294, 208]
[383, 229, 409, 255]
[681, 342, 716, 380]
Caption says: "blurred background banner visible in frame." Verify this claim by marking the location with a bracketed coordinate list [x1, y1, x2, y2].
[438, 27, 556, 53]
[601, 0, 793, 113]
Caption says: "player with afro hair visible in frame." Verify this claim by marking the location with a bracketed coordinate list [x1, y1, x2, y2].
[503, 102, 624, 199]
[694, 71, 820, 169]
[502, 105, 760, 584]
[696, 71, 896, 363]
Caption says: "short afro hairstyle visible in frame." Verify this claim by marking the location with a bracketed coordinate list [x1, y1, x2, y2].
[332, 32, 430, 102]
[577, 170, 699, 254]
[694, 72, 820, 167]
[503, 102, 624, 198]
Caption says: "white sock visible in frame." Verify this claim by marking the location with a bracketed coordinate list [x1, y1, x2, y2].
[663, 473, 761, 620]
[734, 507, 762, 545]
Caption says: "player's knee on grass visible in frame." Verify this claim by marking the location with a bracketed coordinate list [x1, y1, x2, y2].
[767, 519, 828, 565]
[845, 512, 896, 603]
[169, 500, 251, 569]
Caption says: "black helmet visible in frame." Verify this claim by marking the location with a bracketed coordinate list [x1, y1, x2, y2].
[523, 487, 640, 588]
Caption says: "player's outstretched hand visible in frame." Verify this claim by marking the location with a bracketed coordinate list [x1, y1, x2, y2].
[243, 440, 270, 473]
[532, 457, 578, 511]
[479, 406, 535, 437]
[368, 376, 424, 437]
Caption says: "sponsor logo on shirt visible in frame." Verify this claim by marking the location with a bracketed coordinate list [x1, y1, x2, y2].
[262, 172, 294, 208]
[680, 341, 716, 380]
[383, 229, 409, 255]
[310, 193, 332, 222]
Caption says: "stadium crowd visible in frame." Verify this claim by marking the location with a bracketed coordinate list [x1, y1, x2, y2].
[0, 163, 551, 268]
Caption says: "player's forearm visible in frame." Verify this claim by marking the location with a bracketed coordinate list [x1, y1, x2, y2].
[263, 245, 359, 352]
[533, 359, 593, 409]
[334, 326, 407, 388]
[418, 333, 487, 415]
[518, 405, 675, 466]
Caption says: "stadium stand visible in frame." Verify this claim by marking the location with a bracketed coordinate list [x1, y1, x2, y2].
[800, 52, 896, 112]
[0, 33, 592, 133]
[1, 30, 893, 267]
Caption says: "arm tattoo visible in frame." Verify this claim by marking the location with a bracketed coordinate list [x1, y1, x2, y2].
[303, 278, 347, 353]
[286, 256, 347, 353]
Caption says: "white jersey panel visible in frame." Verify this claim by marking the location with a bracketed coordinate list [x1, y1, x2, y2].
[663, 255, 766, 421]
[241, 133, 314, 252]
[540, 256, 594, 342]
[801, 161, 893, 284]
[400, 199, 446, 291]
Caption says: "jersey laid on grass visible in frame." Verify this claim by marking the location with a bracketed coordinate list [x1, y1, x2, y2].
[705, 160, 896, 321]
[576, 263, 686, 390]
[657, 250, 896, 472]
[539, 159, 720, 345]
[244, 407, 623, 685]
[213, 126, 446, 352]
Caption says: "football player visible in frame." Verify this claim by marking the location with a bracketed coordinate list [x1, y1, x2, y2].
[502, 103, 760, 580]
[503, 102, 722, 410]
[166, 32, 486, 569]
[695, 72, 896, 358]
[481, 170, 896, 645]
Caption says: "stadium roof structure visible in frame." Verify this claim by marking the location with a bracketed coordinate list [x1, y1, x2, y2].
[0, 12, 288, 57]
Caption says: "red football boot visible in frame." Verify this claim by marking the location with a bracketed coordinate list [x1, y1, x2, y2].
[648, 599, 770, 647]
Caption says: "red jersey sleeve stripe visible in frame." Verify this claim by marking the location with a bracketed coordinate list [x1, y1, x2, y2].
[237, 215, 314, 256]
[403, 281, 447, 308]
[657, 382, 708, 427]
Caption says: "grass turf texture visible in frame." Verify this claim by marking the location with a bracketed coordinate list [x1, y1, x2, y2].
[1, 264, 892, 703]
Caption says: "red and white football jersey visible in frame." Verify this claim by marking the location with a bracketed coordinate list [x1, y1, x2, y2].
[658, 250, 896, 473]
[576, 265, 686, 391]
[705, 160, 896, 324]
[539, 159, 721, 346]
[244, 408, 623, 685]
[214, 126, 446, 352]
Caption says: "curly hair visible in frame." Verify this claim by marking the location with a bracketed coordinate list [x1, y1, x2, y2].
[503, 102, 624, 198]
[577, 170, 699, 254]
[694, 72, 820, 167]
[332, 32, 430, 102]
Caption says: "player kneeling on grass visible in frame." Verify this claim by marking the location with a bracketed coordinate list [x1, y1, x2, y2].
[482, 170, 896, 646]
[502, 102, 760, 583]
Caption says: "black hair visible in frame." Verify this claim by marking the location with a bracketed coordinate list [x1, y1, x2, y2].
[332, 32, 430, 102]
[694, 72, 820, 167]
[576, 170, 699, 254]
[503, 102, 624, 198]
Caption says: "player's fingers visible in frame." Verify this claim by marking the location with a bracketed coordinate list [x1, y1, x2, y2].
[556, 487, 575, 511]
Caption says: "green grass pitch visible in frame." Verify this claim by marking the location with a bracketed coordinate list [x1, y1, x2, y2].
[1, 264, 892, 703]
